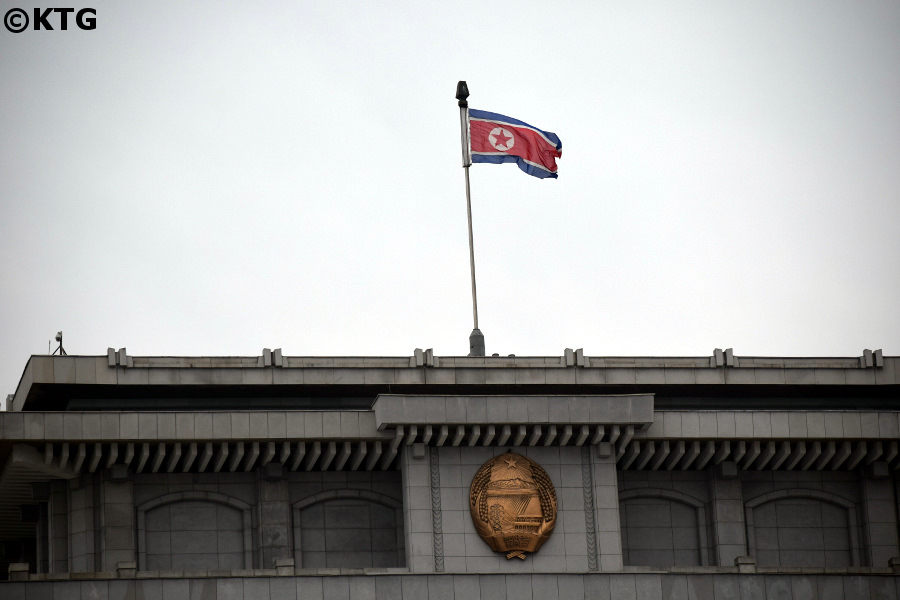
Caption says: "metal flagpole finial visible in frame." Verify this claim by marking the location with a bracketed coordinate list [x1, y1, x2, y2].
[456, 81, 469, 106]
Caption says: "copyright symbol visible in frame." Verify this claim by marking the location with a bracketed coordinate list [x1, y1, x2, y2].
[5, 8, 29, 33]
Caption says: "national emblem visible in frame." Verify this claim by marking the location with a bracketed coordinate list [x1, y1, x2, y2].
[469, 451, 557, 559]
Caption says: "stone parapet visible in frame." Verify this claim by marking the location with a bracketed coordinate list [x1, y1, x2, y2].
[0, 571, 897, 599]
[11, 353, 898, 412]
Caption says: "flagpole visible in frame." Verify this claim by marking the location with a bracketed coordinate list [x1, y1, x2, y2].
[457, 81, 485, 357]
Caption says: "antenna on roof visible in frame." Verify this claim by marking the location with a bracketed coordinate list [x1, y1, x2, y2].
[51, 331, 67, 356]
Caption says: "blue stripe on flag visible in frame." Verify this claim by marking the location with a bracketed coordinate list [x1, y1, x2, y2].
[472, 153, 558, 179]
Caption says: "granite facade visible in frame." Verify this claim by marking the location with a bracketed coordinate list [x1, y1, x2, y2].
[2, 352, 899, 598]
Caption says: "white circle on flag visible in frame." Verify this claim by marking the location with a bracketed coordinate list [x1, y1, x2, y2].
[488, 127, 515, 152]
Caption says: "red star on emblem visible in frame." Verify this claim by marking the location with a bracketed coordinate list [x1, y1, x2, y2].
[493, 129, 511, 150]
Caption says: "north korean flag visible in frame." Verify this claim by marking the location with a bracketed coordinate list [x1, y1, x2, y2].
[468, 109, 562, 179]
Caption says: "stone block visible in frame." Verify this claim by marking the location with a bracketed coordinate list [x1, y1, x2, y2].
[698, 412, 717, 437]
[249, 413, 268, 438]
[323, 412, 341, 437]
[52, 356, 76, 383]
[426, 576, 453, 600]
[231, 413, 250, 438]
[733, 556, 756, 573]
[300, 412, 322, 438]
[566, 397, 589, 423]
[400, 576, 428, 599]
[175, 414, 194, 439]
[189, 579, 218, 600]
[610, 575, 636, 599]
[559, 464, 582, 488]
[118, 368, 149, 385]
[787, 413, 807, 438]
[752, 413, 771, 437]
[116, 413, 137, 440]
[549, 575, 581, 600]
[359, 412, 378, 436]
[661, 576, 688, 600]
[679, 413, 699, 438]
[369, 576, 400, 598]
[108, 580, 136, 600]
[162, 579, 189, 600]
[64, 413, 83, 438]
[264, 578, 294, 600]
[334, 368, 365, 385]
[816, 576, 843, 600]
[18, 413, 43, 440]
[734, 413, 753, 438]
[860, 413, 879, 437]
[716, 413, 735, 437]
[785, 369, 815, 385]
[738, 576, 764, 600]
[339, 412, 359, 437]
[527, 396, 550, 423]
[1, 413, 25, 440]
[663, 412, 683, 437]
[806, 412, 826, 437]
[869, 577, 898, 600]
[52, 582, 80, 600]
[477, 574, 505, 598]
[506, 398, 527, 424]
[504, 574, 534, 599]
[134, 579, 164, 600]
[790, 576, 817, 600]
[529, 574, 558, 599]
[211, 413, 232, 439]
[712, 575, 739, 600]
[607, 397, 631, 423]
[425, 369, 456, 385]
[137, 414, 157, 439]
[466, 397, 487, 423]
[7, 563, 29, 581]
[515, 368, 546, 385]
[296, 577, 323, 599]
[599, 553, 622, 571]
[878, 412, 899, 438]
[192, 413, 211, 439]
[452, 575, 481, 599]
[770, 413, 789, 438]
[584, 574, 611, 598]
[683, 575, 712, 600]
[44, 413, 64, 439]
[764, 576, 792, 600]
[635, 574, 662, 599]
[242, 579, 270, 600]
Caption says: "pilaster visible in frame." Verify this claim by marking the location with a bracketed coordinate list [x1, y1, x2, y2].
[258, 465, 292, 568]
[68, 475, 96, 572]
[591, 447, 623, 571]
[861, 463, 898, 567]
[400, 444, 434, 573]
[99, 470, 135, 571]
[48, 480, 68, 573]
[708, 462, 746, 566]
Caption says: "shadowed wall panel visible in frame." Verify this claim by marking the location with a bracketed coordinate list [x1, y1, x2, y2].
[620, 497, 701, 567]
[295, 498, 402, 568]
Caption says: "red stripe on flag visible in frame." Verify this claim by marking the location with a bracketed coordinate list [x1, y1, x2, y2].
[470, 119, 561, 173]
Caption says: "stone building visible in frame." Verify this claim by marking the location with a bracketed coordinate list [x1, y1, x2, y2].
[0, 348, 898, 599]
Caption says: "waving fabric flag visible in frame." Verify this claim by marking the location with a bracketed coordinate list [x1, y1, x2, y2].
[468, 109, 562, 179]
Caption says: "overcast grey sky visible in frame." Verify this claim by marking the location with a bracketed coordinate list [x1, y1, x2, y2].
[2, 1, 899, 405]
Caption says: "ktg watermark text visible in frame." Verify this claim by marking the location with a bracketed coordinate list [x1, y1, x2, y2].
[5, 8, 97, 32]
